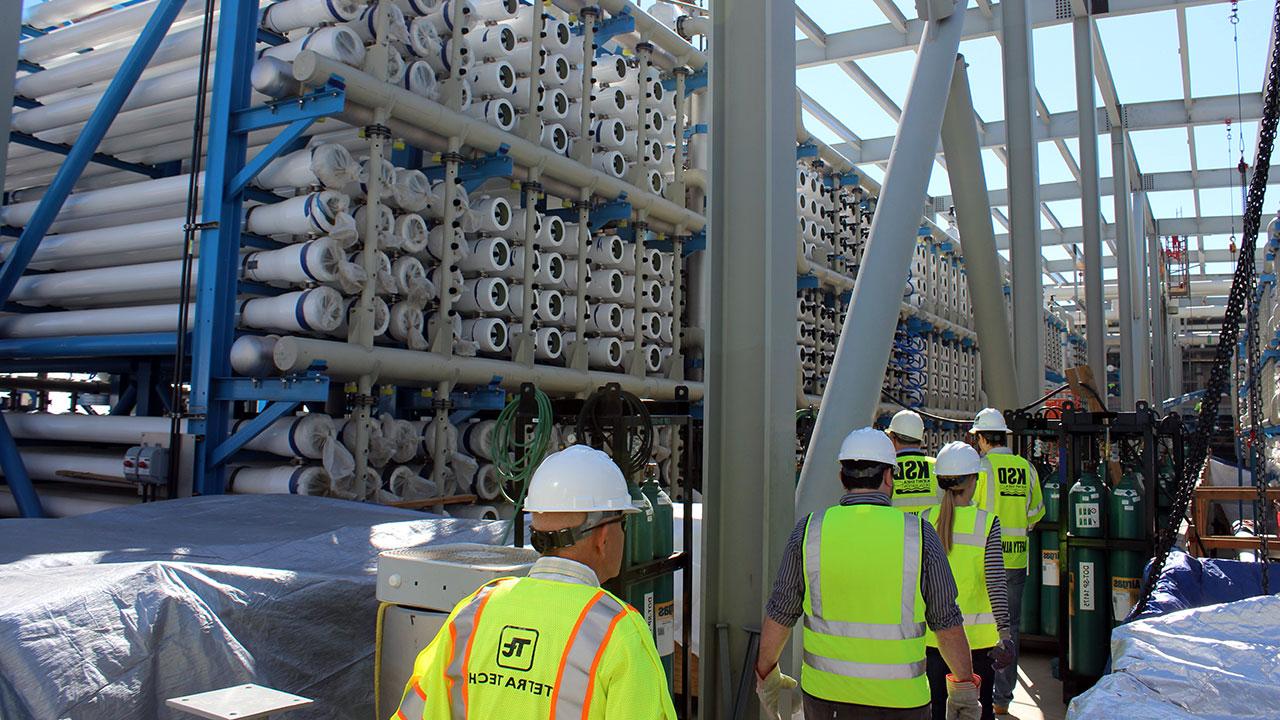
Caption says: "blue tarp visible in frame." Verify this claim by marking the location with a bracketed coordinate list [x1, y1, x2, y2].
[1135, 550, 1280, 620]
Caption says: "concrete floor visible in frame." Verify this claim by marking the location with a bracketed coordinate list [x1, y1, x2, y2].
[1004, 651, 1067, 720]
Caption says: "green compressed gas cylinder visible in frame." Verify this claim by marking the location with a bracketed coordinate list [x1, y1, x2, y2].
[1068, 470, 1109, 676]
[1109, 471, 1146, 625]
[624, 483, 655, 626]
[1040, 469, 1062, 636]
[1021, 531, 1042, 635]
[642, 475, 675, 684]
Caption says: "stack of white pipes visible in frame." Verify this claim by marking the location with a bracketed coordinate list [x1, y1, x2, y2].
[1, 0, 704, 512]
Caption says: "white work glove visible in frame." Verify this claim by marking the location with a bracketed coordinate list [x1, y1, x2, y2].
[755, 664, 797, 720]
[945, 673, 982, 720]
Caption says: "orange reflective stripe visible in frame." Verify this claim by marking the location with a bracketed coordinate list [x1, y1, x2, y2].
[395, 679, 427, 720]
[579, 608, 628, 720]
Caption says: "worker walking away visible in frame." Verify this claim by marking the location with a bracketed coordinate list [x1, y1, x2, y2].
[969, 409, 1044, 716]
[921, 442, 1015, 720]
[755, 427, 983, 720]
[887, 410, 942, 515]
[391, 445, 677, 720]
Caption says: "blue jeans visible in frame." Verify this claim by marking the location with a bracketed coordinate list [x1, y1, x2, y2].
[994, 568, 1027, 706]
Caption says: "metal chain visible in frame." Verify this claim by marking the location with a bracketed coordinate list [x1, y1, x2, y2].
[1136, 0, 1280, 614]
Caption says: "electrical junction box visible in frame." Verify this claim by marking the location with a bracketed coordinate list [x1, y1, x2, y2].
[376, 543, 538, 611]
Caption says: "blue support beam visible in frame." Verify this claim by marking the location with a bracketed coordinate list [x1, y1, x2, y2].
[0, 332, 178, 359]
[188, 0, 261, 496]
[0, 0, 186, 306]
[0, 413, 43, 517]
[208, 400, 299, 468]
[230, 85, 346, 134]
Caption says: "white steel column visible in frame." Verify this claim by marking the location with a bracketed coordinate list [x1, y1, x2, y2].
[1111, 126, 1136, 408]
[940, 55, 1019, 409]
[703, 0, 797, 713]
[1075, 13, 1107, 388]
[795, 1, 965, 521]
[1002, 0, 1044, 403]
[1132, 190, 1153, 401]
[1148, 229, 1168, 400]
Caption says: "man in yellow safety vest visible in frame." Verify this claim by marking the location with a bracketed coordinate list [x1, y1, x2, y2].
[887, 409, 942, 515]
[755, 427, 983, 720]
[969, 408, 1045, 716]
[391, 445, 677, 720]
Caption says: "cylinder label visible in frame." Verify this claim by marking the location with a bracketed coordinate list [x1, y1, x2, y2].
[1042, 549, 1060, 587]
[1112, 576, 1140, 621]
[1079, 561, 1096, 611]
[1075, 502, 1101, 529]
[656, 600, 675, 656]
[644, 592, 655, 637]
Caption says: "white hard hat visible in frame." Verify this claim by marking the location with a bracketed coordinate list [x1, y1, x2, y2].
[887, 409, 925, 442]
[968, 407, 1010, 434]
[837, 427, 898, 466]
[524, 445, 638, 513]
[935, 441, 982, 477]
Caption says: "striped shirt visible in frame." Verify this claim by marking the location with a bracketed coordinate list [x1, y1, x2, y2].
[765, 491, 964, 632]
[983, 516, 1010, 635]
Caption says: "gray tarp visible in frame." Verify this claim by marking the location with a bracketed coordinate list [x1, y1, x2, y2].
[0, 495, 505, 719]
[1068, 594, 1280, 719]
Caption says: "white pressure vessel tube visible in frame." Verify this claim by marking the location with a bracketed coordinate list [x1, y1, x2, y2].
[260, 26, 367, 66]
[245, 191, 353, 237]
[592, 151, 628, 178]
[470, 60, 517, 97]
[255, 144, 357, 190]
[262, 0, 363, 32]
[454, 277, 509, 313]
[540, 123, 569, 155]
[242, 238, 345, 285]
[458, 237, 511, 273]
[462, 317, 509, 354]
[240, 287, 345, 334]
[396, 213, 430, 254]
[2, 412, 177, 443]
[467, 196, 513, 235]
[230, 465, 331, 495]
[234, 413, 335, 459]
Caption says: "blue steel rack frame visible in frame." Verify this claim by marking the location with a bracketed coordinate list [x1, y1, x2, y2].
[0, 0, 345, 515]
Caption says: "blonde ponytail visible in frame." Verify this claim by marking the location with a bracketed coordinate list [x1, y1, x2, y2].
[937, 486, 959, 554]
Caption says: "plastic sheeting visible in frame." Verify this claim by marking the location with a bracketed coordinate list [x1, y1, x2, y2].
[1135, 550, 1280, 621]
[1069, 594, 1280, 719]
[0, 494, 505, 719]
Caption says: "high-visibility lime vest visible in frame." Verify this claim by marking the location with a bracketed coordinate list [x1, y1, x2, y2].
[975, 451, 1045, 570]
[393, 576, 677, 720]
[800, 504, 930, 709]
[892, 452, 941, 515]
[921, 505, 999, 650]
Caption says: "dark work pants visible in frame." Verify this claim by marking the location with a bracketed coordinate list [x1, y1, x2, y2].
[925, 646, 995, 720]
[801, 693, 930, 719]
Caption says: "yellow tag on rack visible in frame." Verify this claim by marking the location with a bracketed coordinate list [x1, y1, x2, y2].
[393, 139, 406, 151]
[344, 382, 358, 393]
[381, 386, 395, 396]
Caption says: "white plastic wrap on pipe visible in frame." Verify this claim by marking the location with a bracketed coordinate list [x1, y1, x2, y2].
[388, 301, 428, 349]
[0, 174, 205, 227]
[243, 238, 356, 286]
[262, 0, 363, 32]
[289, 51, 705, 231]
[354, 202, 395, 246]
[229, 465, 331, 495]
[396, 214, 431, 254]
[233, 413, 334, 459]
[387, 465, 435, 500]
[332, 295, 390, 338]
[346, 1, 410, 43]
[240, 288, 345, 334]
[0, 303, 194, 337]
[19, 0, 212, 63]
[9, 259, 189, 304]
[24, 0, 123, 28]
[420, 417, 459, 458]
[390, 168, 432, 212]
[0, 219, 189, 271]
[16, 23, 209, 98]
[256, 144, 358, 190]
[245, 191, 358, 241]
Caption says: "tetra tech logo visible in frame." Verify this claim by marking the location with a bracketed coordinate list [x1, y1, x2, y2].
[497, 626, 539, 672]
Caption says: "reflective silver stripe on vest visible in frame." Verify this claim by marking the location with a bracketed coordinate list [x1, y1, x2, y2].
[804, 651, 927, 681]
[804, 615, 926, 641]
[952, 509, 989, 548]
[900, 517, 922, 627]
[552, 592, 626, 719]
[1002, 526, 1028, 537]
[962, 612, 996, 627]
[1029, 501, 1045, 516]
[804, 510, 826, 617]
[445, 583, 498, 719]
[395, 680, 427, 720]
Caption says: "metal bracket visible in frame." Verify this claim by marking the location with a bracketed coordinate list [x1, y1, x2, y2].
[422, 149, 514, 193]
[211, 373, 330, 402]
[208, 400, 299, 468]
[590, 9, 637, 46]
[230, 83, 347, 135]
[663, 67, 707, 96]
